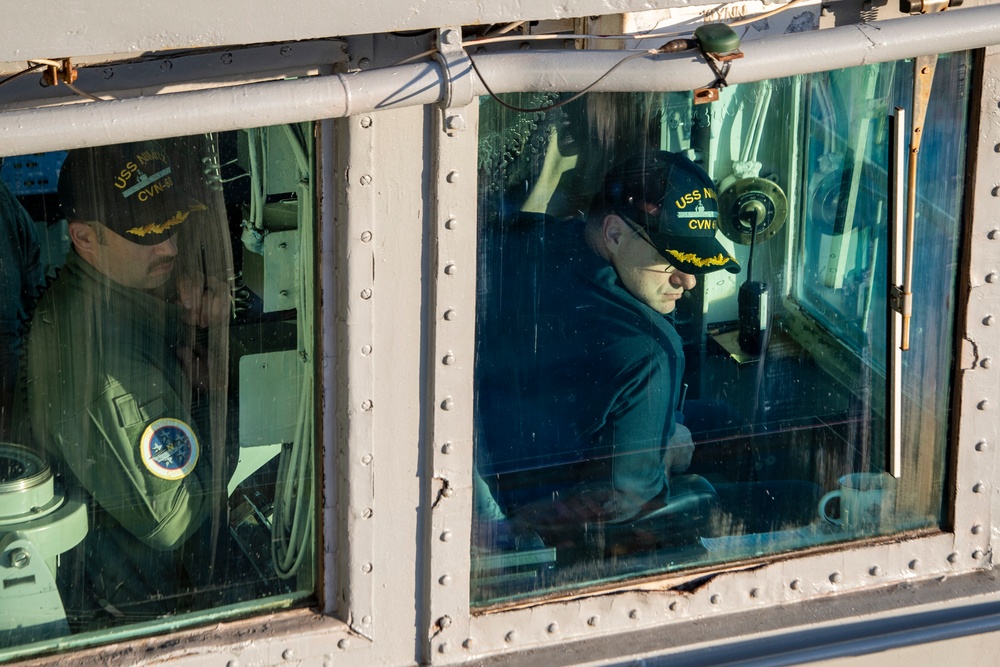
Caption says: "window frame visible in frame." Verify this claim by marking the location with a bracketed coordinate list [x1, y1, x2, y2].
[435, 49, 997, 661]
[0, 27, 998, 667]
[0, 50, 360, 665]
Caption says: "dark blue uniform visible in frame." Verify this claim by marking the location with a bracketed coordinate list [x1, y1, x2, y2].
[477, 214, 684, 525]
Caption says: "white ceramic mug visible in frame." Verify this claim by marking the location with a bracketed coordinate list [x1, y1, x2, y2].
[819, 472, 895, 530]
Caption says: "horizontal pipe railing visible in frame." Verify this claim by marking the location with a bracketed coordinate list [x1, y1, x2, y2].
[2, 4, 1000, 155]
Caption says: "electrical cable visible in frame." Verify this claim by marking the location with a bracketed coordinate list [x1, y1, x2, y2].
[397, 0, 808, 69]
[487, 21, 526, 37]
[0, 63, 44, 88]
[247, 128, 264, 231]
[0, 60, 109, 101]
[392, 28, 694, 66]
[26, 58, 63, 68]
[729, 0, 812, 26]
[64, 81, 105, 102]
[700, 47, 733, 90]
[468, 48, 666, 113]
[270, 123, 315, 580]
[468, 28, 693, 48]
[281, 124, 310, 175]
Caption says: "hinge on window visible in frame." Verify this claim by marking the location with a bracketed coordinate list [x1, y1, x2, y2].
[889, 284, 912, 317]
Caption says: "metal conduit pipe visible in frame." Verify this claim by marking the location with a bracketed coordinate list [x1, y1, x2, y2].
[0, 62, 445, 156]
[472, 5, 1000, 92]
[2, 3, 1000, 155]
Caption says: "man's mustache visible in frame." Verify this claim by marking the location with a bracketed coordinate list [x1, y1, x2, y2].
[148, 256, 176, 271]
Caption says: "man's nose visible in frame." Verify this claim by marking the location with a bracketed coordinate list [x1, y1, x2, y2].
[153, 236, 178, 256]
[670, 269, 697, 290]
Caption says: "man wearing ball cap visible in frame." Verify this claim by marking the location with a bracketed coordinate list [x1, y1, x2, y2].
[56, 141, 209, 290]
[478, 150, 739, 545]
[20, 140, 231, 623]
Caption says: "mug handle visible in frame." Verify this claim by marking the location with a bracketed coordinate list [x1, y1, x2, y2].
[819, 490, 843, 525]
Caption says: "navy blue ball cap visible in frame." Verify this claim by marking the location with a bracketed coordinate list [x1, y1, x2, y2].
[58, 140, 206, 246]
[598, 151, 740, 275]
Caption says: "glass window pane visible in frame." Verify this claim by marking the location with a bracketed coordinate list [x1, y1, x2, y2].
[0, 126, 316, 654]
[473, 54, 970, 606]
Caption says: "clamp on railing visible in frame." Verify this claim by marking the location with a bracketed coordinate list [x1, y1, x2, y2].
[692, 24, 743, 105]
[434, 27, 475, 135]
[34, 58, 78, 88]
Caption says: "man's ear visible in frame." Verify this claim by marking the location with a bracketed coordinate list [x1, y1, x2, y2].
[602, 214, 628, 252]
[68, 221, 98, 259]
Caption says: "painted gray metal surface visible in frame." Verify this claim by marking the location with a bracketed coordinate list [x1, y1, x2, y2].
[9, 3, 1000, 667]
[3, 5, 1000, 157]
[331, 104, 378, 640]
[0, 0, 724, 64]
[332, 102, 434, 666]
[464, 570, 1000, 666]
[422, 28, 479, 664]
[0, 40, 347, 110]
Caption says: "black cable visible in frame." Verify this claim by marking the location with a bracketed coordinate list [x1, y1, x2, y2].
[0, 63, 45, 89]
[468, 48, 674, 114]
[746, 210, 759, 283]
[0, 62, 106, 102]
[700, 49, 733, 90]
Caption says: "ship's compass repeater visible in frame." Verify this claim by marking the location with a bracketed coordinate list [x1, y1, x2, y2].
[0, 444, 87, 642]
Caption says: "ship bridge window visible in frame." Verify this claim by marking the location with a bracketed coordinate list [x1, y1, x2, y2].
[472, 53, 971, 606]
[0, 125, 316, 655]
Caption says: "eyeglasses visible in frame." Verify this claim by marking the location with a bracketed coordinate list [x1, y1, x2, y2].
[618, 214, 678, 275]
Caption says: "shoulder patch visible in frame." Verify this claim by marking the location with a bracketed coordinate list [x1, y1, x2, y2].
[139, 418, 199, 480]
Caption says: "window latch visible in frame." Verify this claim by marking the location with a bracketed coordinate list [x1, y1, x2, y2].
[899, 54, 938, 351]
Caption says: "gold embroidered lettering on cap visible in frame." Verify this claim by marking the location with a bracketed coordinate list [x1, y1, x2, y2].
[114, 162, 140, 190]
[135, 150, 168, 165]
[674, 188, 703, 209]
[687, 219, 718, 230]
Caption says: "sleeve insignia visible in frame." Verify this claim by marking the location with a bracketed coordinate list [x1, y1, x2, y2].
[139, 418, 200, 480]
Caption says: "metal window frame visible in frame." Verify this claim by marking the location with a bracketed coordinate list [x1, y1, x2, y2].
[3, 10, 1000, 665]
[424, 34, 999, 667]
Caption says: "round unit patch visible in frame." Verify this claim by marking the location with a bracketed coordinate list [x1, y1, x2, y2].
[140, 418, 199, 480]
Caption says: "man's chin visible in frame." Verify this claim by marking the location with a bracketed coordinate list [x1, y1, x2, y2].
[145, 271, 174, 289]
[655, 301, 678, 315]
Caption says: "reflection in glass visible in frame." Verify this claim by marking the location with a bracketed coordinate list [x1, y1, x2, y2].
[473, 55, 970, 606]
[0, 127, 315, 654]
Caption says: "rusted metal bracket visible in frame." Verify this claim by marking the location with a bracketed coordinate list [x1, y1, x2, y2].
[38, 58, 77, 87]
[694, 51, 743, 105]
